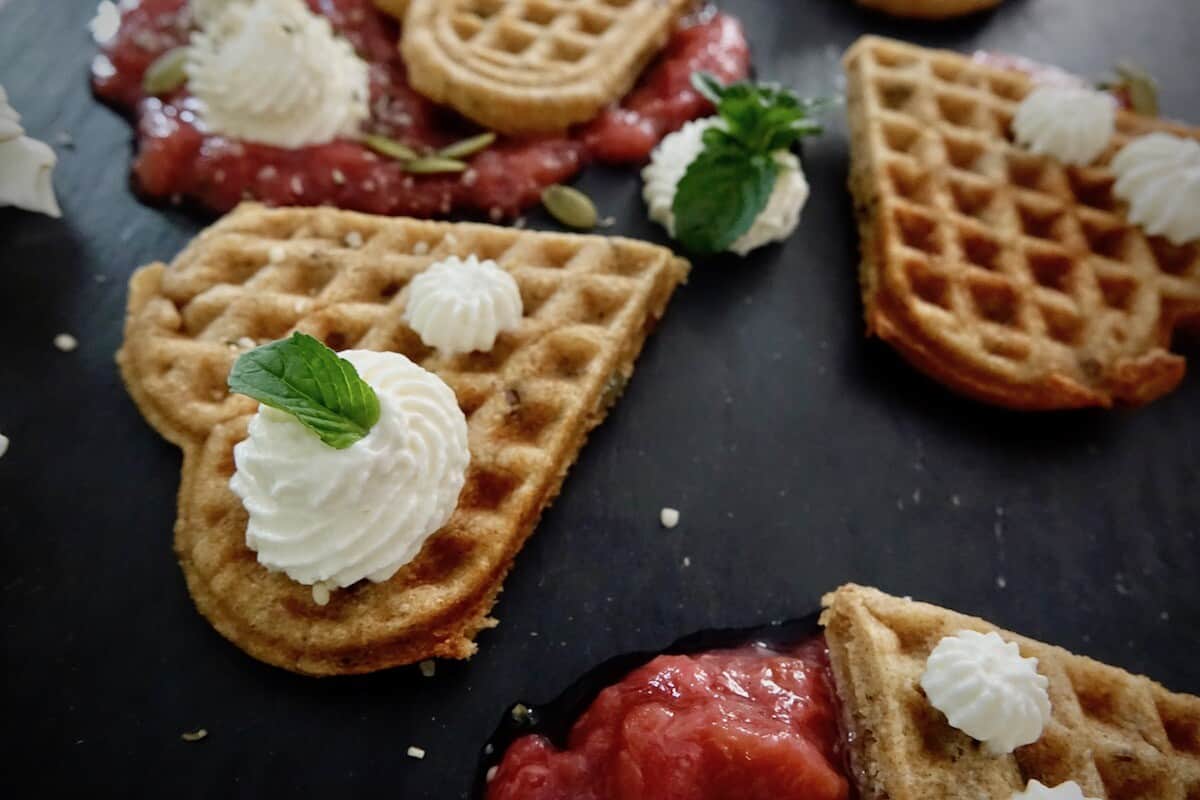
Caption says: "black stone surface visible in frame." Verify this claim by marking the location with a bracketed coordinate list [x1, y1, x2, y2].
[1, 1, 1197, 797]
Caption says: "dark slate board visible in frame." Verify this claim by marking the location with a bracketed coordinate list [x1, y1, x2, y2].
[1, 0, 1197, 797]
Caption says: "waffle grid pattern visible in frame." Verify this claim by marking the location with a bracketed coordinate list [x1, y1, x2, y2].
[119, 203, 688, 674]
[822, 585, 1200, 800]
[400, 0, 691, 133]
[845, 36, 1200, 409]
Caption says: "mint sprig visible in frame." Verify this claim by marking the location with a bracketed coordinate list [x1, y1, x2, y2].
[673, 72, 826, 254]
[228, 332, 380, 450]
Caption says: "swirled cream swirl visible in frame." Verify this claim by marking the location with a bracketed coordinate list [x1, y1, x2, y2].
[1012, 86, 1115, 166]
[186, 0, 370, 148]
[405, 255, 524, 355]
[919, 629, 1051, 755]
[0, 84, 61, 218]
[642, 117, 810, 256]
[1111, 132, 1200, 245]
[1012, 780, 1099, 800]
[230, 350, 469, 590]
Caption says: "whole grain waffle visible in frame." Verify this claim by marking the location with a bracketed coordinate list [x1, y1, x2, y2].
[399, 0, 693, 135]
[118, 202, 688, 675]
[821, 585, 1200, 800]
[845, 36, 1200, 409]
[855, 0, 1002, 20]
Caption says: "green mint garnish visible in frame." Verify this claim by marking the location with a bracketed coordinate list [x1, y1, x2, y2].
[673, 72, 826, 254]
[227, 332, 380, 450]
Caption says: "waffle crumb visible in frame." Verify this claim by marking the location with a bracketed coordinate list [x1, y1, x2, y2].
[660, 507, 680, 528]
[407, 745, 426, 760]
[419, 660, 436, 677]
[180, 728, 207, 742]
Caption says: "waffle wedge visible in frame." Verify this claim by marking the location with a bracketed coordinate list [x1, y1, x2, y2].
[118, 203, 688, 676]
[845, 36, 1200, 409]
[399, 0, 693, 135]
[855, 0, 1002, 20]
[821, 585, 1200, 800]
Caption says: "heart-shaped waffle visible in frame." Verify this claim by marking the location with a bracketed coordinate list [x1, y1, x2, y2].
[823, 585, 1200, 799]
[845, 36, 1200, 409]
[399, 0, 694, 134]
[118, 203, 688, 675]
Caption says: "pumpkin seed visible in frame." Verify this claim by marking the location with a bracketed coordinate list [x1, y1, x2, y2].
[437, 131, 496, 160]
[541, 184, 598, 230]
[1116, 62, 1158, 117]
[142, 47, 189, 96]
[362, 134, 419, 161]
[403, 156, 468, 174]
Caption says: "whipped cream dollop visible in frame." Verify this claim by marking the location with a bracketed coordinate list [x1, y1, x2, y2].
[0, 85, 61, 218]
[405, 255, 524, 355]
[642, 117, 810, 256]
[186, 0, 370, 148]
[1012, 780, 1100, 800]
[920, 629, 1052, 755]
[230, 350, 469, 590]
[1012, 86, 1116, 166]
[1111, 132, 1200, 245]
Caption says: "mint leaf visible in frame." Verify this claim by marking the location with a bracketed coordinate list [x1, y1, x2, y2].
[693, 71, 826, 153]
[228, 332, 380, 450]
[672, 73, 826, 254]
[673, 143, 778, 254]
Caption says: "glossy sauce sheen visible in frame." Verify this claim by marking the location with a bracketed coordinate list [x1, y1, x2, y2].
[487, 638, 851, 800]
[91, 0, 751, 218]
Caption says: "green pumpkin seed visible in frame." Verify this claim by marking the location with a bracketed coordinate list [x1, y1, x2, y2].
[1116, 62, 1159, 117]
[437, 131, 496, 160]
[142, 47, 189, 96]
[541, 184, 598, 230]
[403, 156, 468, 174]
[362, 134, 420, 161]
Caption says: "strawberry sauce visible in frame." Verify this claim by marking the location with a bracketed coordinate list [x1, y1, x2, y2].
[91, 0, 751, 219]
[486, 637, 851, 800]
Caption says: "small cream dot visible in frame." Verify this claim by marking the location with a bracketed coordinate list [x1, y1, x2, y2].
[486, 766, 498, 782]
[660, 507, 680, 529]
[312, 582, 332, 606]
[53, 333, 78, 352]
[406, 746, 425, 760]
[0, 434, 9, 459]
[269, 245, 286, 263]
[344, 231, 364, 248]
[419, 660, 436, 678]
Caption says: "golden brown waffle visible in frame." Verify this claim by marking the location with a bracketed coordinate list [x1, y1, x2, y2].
[855, 0, 1002, 20]
[399, 0, 693, 135]
[372, 0, 410, 19]
[118, 202, 688, 676]
[821, 585, 1200, 800]
[845, 36, 1200, 409]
